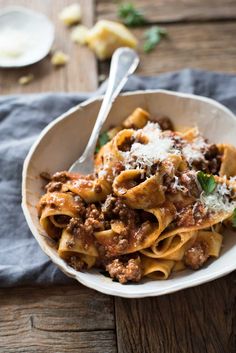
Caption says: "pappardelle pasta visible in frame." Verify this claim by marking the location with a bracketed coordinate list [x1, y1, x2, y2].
[38, 107, 236, 284]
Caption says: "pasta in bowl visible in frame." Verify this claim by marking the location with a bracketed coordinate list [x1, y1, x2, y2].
[22, 90, 236, 297]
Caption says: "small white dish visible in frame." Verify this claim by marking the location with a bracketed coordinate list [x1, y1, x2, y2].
[0, 6, 54, 67]
[22, 90, 236, 298]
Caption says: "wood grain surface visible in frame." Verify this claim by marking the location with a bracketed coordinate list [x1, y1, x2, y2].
[115, 272, 236, 353]
[97, 0, 236, 23]
[99, 21, 236, 76]
[0, 285, 116, 353]
[0, 0, 236, 352]
[0, 0, 97, 94]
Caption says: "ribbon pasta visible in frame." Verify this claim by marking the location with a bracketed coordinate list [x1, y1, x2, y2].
[38, 107, 236, 284]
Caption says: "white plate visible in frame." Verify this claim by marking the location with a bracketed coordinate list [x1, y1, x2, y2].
[22, 90, 236, 298]
[0, 6, 54, 67]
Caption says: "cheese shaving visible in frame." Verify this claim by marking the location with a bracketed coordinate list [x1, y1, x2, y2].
[122, 122, 179, 171]
[182, 135, 207, 165]
[200, 181, 236, 213]
[171, 176, 187, 193]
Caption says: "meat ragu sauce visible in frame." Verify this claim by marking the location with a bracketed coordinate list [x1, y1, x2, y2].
[38, 110, 236, 284]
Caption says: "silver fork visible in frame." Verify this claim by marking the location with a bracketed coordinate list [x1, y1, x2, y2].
[69, 47, 139, 174]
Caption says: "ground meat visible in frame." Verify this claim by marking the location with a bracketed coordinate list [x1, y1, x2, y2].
[155, 116, 174, 131]
[118, 136, 135, 152]
[176, 206, 196, 227]
[46, 181, 63, 192]
[51, 171, 71, 183]
[73, 196, 86, 216]
[85, 204, 105, 231]
[176, 201, 207, 227]
[204, 144, 218, 160]
[39, 199, 57, 214]
[204, 144, 221, 174]
[112, 197, 137, 224]
[67, 217, 83, 234]
[102, 195, 137, 224]
[101, 195, 116, 216]
[66, 203, 105, 250]
[180, 171, 200, 198]
[40, 171, 51, 181]
[191, 159, 208, 173]
[106, 257, 142, 283]
[149, 162, 160, 175]
[192, 144, 221, 174]
[193, 201, 208, 223]
[68, 255, 85, 271]
[184, 240, 209, 270]
[45, 171, 71, 192]
[66, 219, 94, 250]
[100, 196, 154, 256]
[134, 221, 153, 244]
[113, 162, 125, 176]
[115, 236, 129, 252]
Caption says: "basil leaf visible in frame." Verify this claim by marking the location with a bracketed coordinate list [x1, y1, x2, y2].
[197, 171, 216, 195]
[96, 131, 110, 153]
[143, 26, 167, 53]
[118, 3, 147, 27]
[232, 208, 236, 227]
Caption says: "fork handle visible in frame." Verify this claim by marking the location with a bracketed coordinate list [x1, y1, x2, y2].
[76, 47, 139, 169]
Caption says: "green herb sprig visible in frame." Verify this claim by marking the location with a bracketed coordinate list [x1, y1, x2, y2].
[118, 3, 147, 27]
[143, 26, 168, 53]
[96, 131, 110, 153]
[232, 208, 236, 227]
[197, 171, 216, 195]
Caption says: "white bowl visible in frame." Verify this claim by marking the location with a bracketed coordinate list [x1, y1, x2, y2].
[22, 90, 236, 298]
[0, 6, 54, 67]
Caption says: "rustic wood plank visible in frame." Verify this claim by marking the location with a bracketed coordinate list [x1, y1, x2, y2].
[97, 0, 236, 23]
[0, 285, 116, 353]
[115, 272, 236, 353]
[0, 330, 116, 353]
[0, 0, 97, 94]
[99, 21, 236, 76]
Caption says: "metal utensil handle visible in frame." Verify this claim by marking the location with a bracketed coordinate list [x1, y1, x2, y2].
[79, 47, 139, 163]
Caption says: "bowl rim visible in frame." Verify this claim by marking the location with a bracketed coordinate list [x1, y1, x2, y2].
[22, 89, 236, 298]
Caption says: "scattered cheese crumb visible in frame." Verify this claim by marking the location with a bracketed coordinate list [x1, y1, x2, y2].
[71, 25, 89, 45]
[98, 74, 107, 83]
[86, 20, 138, 60]
[51, 51, 69, 66]
[59, 3, 81, 26]
[18, 74, 34, 85]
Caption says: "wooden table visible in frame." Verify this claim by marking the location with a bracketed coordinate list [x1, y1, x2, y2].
[0, 1, 235, 352]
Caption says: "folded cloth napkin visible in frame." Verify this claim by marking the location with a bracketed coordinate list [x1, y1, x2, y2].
[1, 69, 236, 287]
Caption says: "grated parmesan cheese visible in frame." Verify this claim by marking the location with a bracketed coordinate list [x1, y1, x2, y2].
[121, 123, 209, 173]
[122, 122, 179, 171]
[182, 134, 207, 165]
[171, 176, 187, 193]
[230, 176, 236, 183]
[200, 181, 236, 213]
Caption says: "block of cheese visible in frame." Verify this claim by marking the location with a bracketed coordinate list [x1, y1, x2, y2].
[71, 25, 89, 45]
[86, 20, 138, 60]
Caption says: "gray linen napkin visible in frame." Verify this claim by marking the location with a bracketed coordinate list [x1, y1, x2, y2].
[1, 69, 236, 287]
